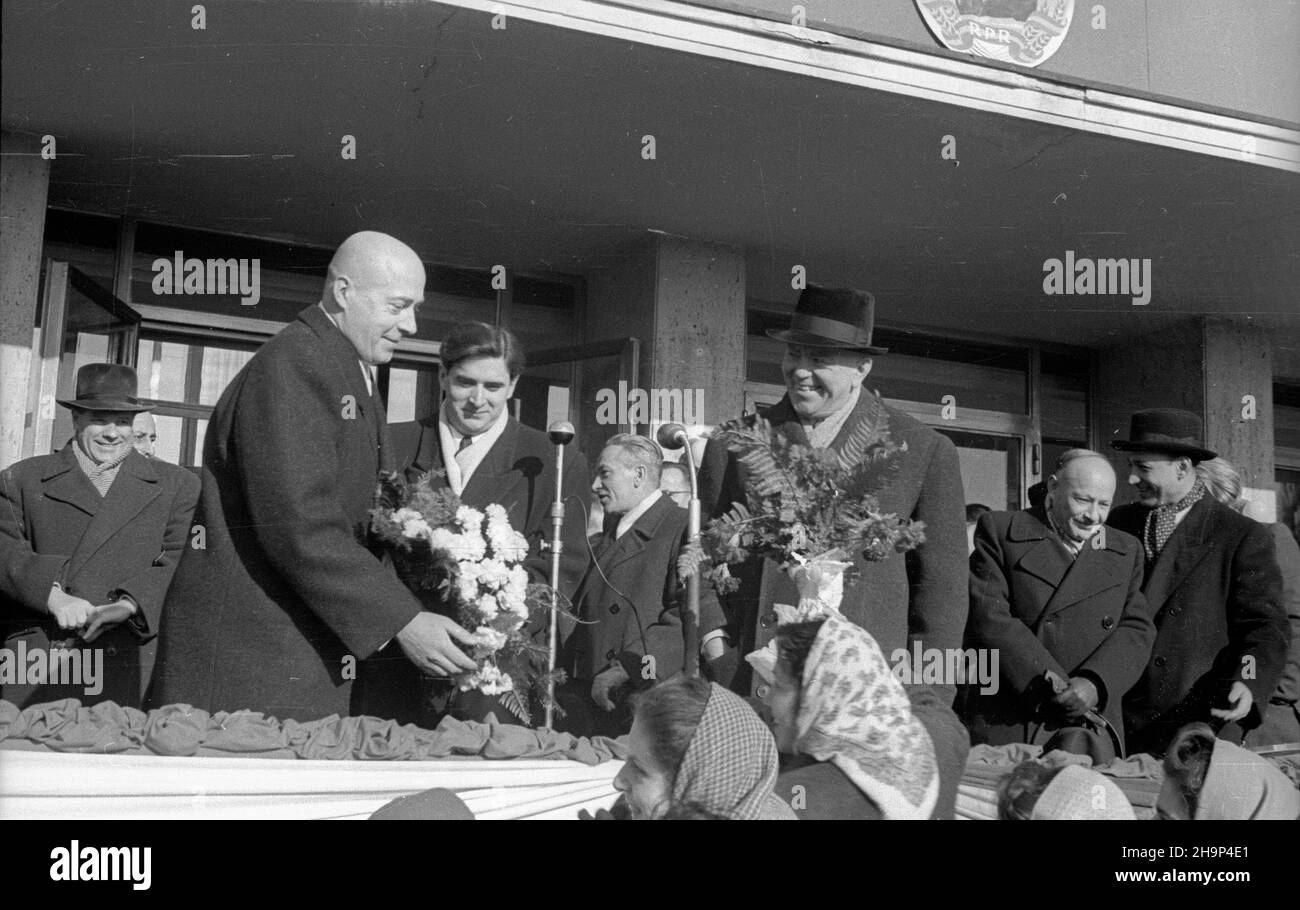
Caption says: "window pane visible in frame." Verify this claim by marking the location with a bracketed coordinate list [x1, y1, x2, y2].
[1041, 351, 1090, 446]
[151, 414, 186, 466]
[936, 428, 1022, 511]
[199, 347, 254, 406]
[193, 419, 209, 468]
[386, 367, 420, 424]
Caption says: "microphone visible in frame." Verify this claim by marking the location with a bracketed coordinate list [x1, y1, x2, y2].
[654, 422, 702, 677]
[548, 420, 575, 446]
[544, 419, 574, 729]
[656, 422, 688, 451]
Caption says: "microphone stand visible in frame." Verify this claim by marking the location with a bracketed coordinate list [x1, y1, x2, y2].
[545, 436, 567, 729]
[683, 438, 701, 678]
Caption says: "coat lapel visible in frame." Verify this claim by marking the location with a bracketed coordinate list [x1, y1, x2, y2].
[1142, 497, 1217, 612]
[39, 446, 102, 519]
[762, 397, 809, 447]
[602, 495, 675, 574]
[404, 418, 448, 487]
[462, 419, 521, 506]
[298, 305, 380, 453]
[64, 452, 163, 586]
[1007, 510, 1071, 627]
[1040, 525, 1130, 621]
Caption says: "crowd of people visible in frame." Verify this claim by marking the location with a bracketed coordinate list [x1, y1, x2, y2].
[2, 229, 1296, 820]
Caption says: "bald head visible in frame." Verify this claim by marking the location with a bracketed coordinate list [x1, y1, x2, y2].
[1047, 450, 1115, 544]
[322, 231, 425, 365]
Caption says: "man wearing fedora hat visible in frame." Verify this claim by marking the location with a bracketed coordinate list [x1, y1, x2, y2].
[0, 363, 200, 708]
[1106, 408, 1287, 756]
[698, 284, 970, 818]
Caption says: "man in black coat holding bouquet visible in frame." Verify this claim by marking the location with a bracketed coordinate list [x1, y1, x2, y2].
[698, 285, 970, 818]
[152, 232, 477, 724]
[388, 321, 590, 724]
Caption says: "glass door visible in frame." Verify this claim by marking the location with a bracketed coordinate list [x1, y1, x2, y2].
[27, 261, 142, 456]
[934, 428, 1025, 512]
[522, 337, 640, 474]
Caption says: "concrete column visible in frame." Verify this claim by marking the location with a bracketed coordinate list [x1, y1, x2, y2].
[586, 231, 746, 425]
[0, 132, 50, 468]
[1094, 316, 1275, 512]
[1203, 318, 1274, 505]
[649, 234, 746, 426]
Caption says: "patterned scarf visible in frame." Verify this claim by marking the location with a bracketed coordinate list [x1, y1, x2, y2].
[1142, 476, 1205, 561]
[671, 683, 796, 820]
[1195, 739, 1300, 820]
[72, 439, 133, 497]
[794, 614, 940, 819]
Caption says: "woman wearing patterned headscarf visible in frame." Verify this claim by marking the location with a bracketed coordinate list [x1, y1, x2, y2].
[770, 614, 940, 819]
[1158, 722, 1300, 820]
[611, 675, 796, 819]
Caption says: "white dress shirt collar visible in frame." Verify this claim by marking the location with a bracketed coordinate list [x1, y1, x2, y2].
[614, 488, 664, 539]
[318, 303, 374, 395]
[437, 404, 510, 496]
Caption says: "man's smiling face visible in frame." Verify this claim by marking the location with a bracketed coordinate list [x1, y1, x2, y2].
[781, 343, 872, 421]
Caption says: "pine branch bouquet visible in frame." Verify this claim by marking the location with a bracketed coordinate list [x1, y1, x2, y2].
[681, 396, 927, 615]
[370, 471, 567, 725]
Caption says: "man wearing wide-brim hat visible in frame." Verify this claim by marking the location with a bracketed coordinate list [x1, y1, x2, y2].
[698, 284, 971, 819]
[1106, 408, 1287, 756]
[0, 363, 200, 708]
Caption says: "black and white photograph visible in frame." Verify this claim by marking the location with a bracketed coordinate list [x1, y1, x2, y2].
[1, 0, 1297, 889]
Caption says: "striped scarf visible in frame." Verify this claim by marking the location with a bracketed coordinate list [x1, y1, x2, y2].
[1142, 476, 1206, 562]
[72, 440, 132, 496]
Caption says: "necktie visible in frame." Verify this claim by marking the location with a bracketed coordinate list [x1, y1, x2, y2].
[455, 434, 473, 473]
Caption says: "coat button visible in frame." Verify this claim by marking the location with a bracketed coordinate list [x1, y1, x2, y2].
[1101, 616, 1115, 630]
[609, 605, 620, 615]
[106, 645, 118, 657]
[760, 611, 777, 629]
[1169, 607, 1180, 616]
[756, 684, 771, 699]
[605, 649, 617, 662]
[1154, 656, 1167, 668]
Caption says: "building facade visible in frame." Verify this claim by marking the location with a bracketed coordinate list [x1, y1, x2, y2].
[3, 0, 1298, 532]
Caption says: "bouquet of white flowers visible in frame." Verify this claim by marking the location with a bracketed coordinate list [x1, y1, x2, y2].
[371, 472, 566, 722]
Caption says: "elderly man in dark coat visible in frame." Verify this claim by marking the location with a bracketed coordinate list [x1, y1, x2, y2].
[1, 364, 199, 708]
[1106, 409, 1287, 756]
[150, 232, 477, 723]
[963, 449, 1155, 755]
[698, 284, 970, 815]
[558, 434, 726, 736]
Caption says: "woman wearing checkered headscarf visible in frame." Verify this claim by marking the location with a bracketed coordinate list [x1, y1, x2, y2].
[612, 676, 796, 819]
[772, 614, 940, 819]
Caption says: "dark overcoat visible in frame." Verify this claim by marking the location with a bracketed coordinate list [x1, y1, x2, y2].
[697, 392, 969, 702]
[962, 508, 1155, 751]
[150, 306, 424, 722]
[1, 446, 199, 707]
[562, 493, 725, 684]
[387, 415, 590, 599]
[1107, 497, 1287, 755]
